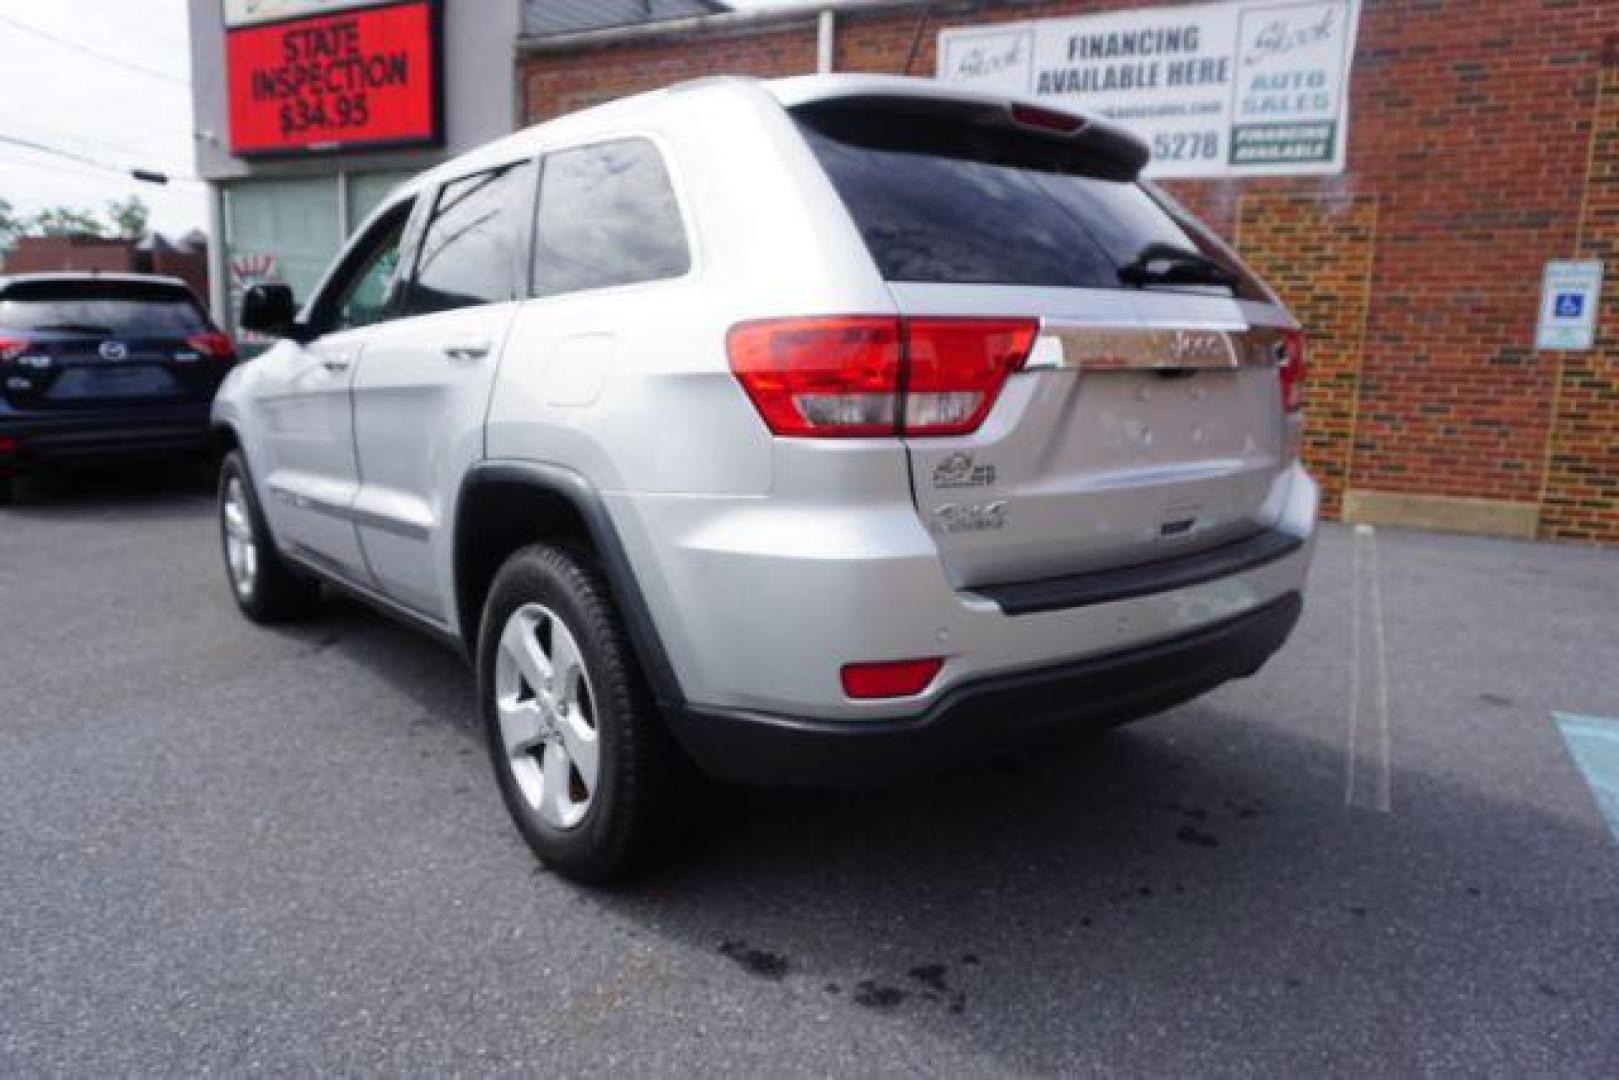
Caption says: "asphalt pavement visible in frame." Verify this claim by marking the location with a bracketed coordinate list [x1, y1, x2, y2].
[2, 464, 1616, 1076]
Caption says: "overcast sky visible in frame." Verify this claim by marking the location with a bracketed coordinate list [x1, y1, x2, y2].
[0, 0, 205, 238]
[0, 0, 818, 240]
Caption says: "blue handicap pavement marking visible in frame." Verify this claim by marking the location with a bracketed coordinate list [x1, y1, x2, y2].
[1554, 712, 1619, 844]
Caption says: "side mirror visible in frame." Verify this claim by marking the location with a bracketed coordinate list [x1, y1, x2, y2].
[239, 283, 300, 339]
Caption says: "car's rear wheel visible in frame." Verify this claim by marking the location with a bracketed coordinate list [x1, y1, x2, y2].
[0, 475, 12, 506]
[218, 450, 321, 623]
[478, 543, 695, 883]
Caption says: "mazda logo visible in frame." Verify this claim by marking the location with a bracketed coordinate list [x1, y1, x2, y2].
[99, 341, 128, 361]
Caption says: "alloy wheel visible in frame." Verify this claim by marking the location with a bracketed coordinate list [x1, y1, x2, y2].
[494, 602, 601, 830]
[222, 476, 258, 600]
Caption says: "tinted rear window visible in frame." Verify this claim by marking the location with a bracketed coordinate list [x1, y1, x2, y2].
[0, 283, 210, 335]
[794, 105, 1264, 299]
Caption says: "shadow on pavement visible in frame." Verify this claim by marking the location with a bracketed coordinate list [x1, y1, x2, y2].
[314, 585, 1616, 1071]
[1, 458, 219, 520]
[214, 522, 1618, 1073]
[597, 707, 1613, 1072]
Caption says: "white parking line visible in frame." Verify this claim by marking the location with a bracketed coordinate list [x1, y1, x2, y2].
[1345, 524, 1393, 813]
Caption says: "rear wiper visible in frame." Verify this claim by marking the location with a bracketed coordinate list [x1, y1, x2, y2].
[30, 323, 115, 334]
[1117, 243, 1238, 289]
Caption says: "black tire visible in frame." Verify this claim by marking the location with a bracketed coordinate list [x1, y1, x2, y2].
[0, 475, 13, 506]
[217, 450, 321, 623]
[477, 543, 697, 883]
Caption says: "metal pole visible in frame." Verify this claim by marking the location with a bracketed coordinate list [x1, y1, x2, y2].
[206, 181, 233, 335]
[336, 168, 352, 239]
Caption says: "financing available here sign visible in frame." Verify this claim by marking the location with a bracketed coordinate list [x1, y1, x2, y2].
[937, 0, 1362, 178]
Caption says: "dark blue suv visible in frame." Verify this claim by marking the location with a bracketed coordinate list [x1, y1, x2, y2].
[0, 273, 236, 502]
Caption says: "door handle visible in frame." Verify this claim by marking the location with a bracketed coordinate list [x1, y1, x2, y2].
[442, 339, 492, 361]
[319, 352, 352, 373]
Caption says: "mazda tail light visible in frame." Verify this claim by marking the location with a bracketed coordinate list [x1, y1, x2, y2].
[187, 331, 237, 362]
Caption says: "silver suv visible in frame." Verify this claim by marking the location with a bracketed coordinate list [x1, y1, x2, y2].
[214, 75, 1317, 881]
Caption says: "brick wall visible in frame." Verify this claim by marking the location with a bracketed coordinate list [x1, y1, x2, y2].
[1541, 57, 1619, 541]
[2, 236, 213, 310]
[520, 0, 1619, 544]
[1236, 194, 1378, 518]
[149, 249, 212, 309]
[2, 236, 137, 275]
[522, 23, 819, 119]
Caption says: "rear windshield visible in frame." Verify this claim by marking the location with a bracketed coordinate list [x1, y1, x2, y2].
[794, 104, 1265, 300]
[0, 283, 210, 335]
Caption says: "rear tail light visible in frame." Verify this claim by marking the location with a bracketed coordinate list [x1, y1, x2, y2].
[904, 319, 1039, 435]
[187, 331, 237, 362]
[0, 436, 18, 454]
[1278, 330, 1306, 413]
[0, 336, 27, 363]
[727, 317, 1037, 438]
[726, 317, 901, 437]
[841, 657, 943, 700]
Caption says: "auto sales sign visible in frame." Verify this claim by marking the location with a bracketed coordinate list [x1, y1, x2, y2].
[223, 0, 441, 157]
[937, 0, 1362, 178]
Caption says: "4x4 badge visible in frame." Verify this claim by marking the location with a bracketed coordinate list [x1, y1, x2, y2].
[933, 451, 997, 489]
[934, 501, 1007, 533]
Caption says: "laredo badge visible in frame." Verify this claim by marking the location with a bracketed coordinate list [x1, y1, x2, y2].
[933, 451, 997, 490]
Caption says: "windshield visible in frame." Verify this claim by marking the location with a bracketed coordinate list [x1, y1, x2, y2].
[794, 102, 1266, 300]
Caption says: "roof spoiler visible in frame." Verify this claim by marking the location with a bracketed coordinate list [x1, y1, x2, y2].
[788, 92, 1150, 182]
[769, 75, 1150, 179]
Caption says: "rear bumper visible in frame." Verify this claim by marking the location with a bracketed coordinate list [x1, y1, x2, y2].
[605, 462, 1318, 720]
[668, 591, 1303, 787]
[0, 403, 213, 469]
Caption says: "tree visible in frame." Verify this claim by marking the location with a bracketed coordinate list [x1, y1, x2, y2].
[30, 206, 106, 238]
[106, 195, 150, 242]
[0, 198, 20, 252]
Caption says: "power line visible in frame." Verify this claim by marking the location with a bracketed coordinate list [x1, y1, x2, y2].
[0, 14, 190, 89]
[0, 130, 192, 177]
[0, 134, 201, 185]
[0, 151, 115, 184]
[3, 117, 162, 161]
[0, 133, 111, 171]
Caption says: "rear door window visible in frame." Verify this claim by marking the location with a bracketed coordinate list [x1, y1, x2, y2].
[794, 103, 1264, 299]
[532, 138, 690, 298]
[402, 160, 535, 317]
[0, 285, 210, 335]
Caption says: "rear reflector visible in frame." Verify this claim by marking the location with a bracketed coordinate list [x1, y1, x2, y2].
[727, 317, 1037, 438]
[841, 657, 943, 700]
[0, 337, 27, 362]
[0, 436, 19, 454]
[1278, 329, 1306, 413]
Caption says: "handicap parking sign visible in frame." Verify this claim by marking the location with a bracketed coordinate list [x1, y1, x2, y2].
[1537, 261, 1603, 351]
